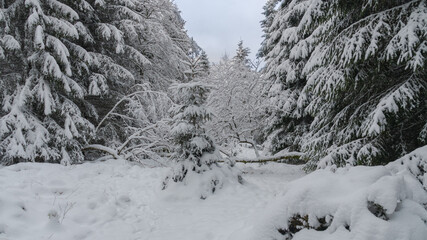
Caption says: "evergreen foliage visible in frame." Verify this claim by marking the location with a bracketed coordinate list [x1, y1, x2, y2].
[168, 81, 217, 179]
[260, 0, 427, 169]
[0, 0, 95, 164]
[233, 40, 251, 67]
[164, 81, 241, 198]
[0, 0, 196, 165]
[184, 45, 210, 81]
[92, 0, 195, 154]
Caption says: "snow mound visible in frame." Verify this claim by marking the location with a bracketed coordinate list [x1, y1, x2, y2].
[388, 146, 427, 190]
[163, 161, 243, 200]
[253, 146, 427, 240]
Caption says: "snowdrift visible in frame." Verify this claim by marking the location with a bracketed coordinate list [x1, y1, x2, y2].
[253, 146, 427, 240]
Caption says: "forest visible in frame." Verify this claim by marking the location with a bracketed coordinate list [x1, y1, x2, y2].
[0, 0, 426, 239]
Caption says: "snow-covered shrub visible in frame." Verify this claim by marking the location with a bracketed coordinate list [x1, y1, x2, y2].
[205, 42, 265, 157]
[253, 146, 427, 240]
[163, 82, 242, 199]
[88, 84, 173, 166]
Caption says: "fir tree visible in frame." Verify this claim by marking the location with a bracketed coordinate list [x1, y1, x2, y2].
[184, 47, 210, 81]
[0, 0, 197, 165]
[260, 0, 427, 169]
[84, 0, 196, 159]
[233, 40, 251, 67]
[169, 81, 216, 178]
[198, 50, 210, 75]
[164, 81, 240, 198]
[258, 0, 280, 59]
[259, 0, 316, 155]
[0, 0, 95, 164]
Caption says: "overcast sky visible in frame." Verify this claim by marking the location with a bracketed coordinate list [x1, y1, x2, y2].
[175, 0, 266, 63]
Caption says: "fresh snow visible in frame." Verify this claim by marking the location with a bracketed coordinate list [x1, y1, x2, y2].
[0, 159, 304, 240]
[0, 147, 426, 240]
[251, 146, 427, 240]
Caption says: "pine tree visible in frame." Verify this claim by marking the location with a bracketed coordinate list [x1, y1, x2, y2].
[233, 40, 251, 67]
[258, 0, 280, 59]
[184, 47, 210, 81]
[84, 0, 196, 159]
[259, 0, 316, 155]
[169, 82, 217, 178]
[260, 0, 427, 169]
[0, 0, 97, 165]
[198, 50, 210, 75]
[137, 0, 193, 89]
[0, 0, 197, 165]
[164, 81, 240, 198]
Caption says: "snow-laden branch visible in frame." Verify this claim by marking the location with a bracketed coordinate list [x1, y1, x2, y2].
[95, 88, 172, 132]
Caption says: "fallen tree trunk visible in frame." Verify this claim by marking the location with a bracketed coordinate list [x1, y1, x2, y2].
[220, 154, 305, 165]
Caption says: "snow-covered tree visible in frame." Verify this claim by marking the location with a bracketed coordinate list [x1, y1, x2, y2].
[164, 81, 240, 198]
[184, 46, 210, 81]
[0, 0, 197, 165]
[259, 0, 315, 155]
[258, 0, 280, 59]
[136, 0, 193, 89]
[168, 82, 217, 176]
[86, 83, 173, 166]
[85, 0, 198, 161]
[206, 50, 265, 157]
[198, 50, 210, 75]
[0, 0, 96, 164]
[260, 0, 427, 169]
[233, 40, 251, 67]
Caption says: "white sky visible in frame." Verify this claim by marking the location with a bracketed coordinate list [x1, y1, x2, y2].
[175, 0, 266, 63]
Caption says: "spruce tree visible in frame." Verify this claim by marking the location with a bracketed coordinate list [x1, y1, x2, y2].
[0, 0, 96, 164]
[259, 0, 315, 155]
[198, 50, 210, 75]
[233, 40, 251, 67]
[169, 81, 216, 178]
[260, 0, 427, 169]
[0, 0, 197, 165]
[164, 81, 240, 198]
[82, 0, 196, 159]
[184, 47, 210, 81]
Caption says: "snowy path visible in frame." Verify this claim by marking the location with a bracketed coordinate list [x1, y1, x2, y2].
[0, 160, 304, 240]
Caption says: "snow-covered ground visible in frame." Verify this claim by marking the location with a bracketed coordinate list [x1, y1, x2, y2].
[1, 146, 426, 240]
[0, 159, 304, 240]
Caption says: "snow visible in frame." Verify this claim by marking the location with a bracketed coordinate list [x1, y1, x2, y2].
[2, 35, 21, 51]
[46, 35, 72, 76]
[47, 0, 79, 21]
[0, 146, 426, 240]
[88, 74, 108, 96]
[43, 16, 79, 39]
[250, 147, 427, 240]
[0, 159, 304, 240]
[34, 25, 45, 50]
